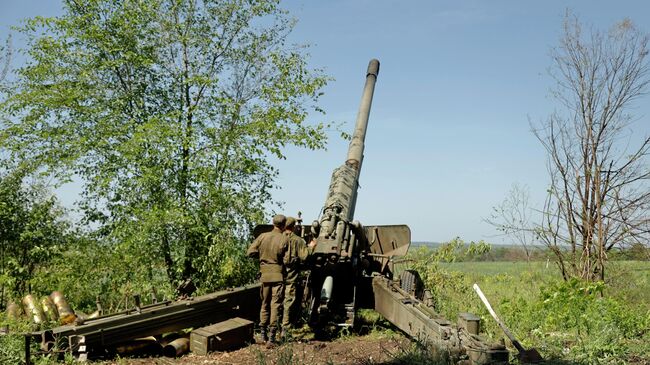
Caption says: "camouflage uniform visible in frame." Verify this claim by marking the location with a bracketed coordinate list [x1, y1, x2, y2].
[247, 215, 288, 342]
[282, 217, 312, 331]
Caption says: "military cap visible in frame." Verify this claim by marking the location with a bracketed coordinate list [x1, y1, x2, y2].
[272, 214, 286, 227]
[286, 216, 297, 228]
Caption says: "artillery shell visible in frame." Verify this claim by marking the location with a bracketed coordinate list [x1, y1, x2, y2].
[159, 332, 182, 347]
[6, 301, 23, 321]
[115, 336, 162, 357]
[22, 295, 46, 324]
[40, 296, 59, 322]
[50, 291, 76, 324]
[163, 337, 190, 357]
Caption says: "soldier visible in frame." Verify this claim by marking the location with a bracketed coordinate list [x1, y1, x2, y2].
[281, 216, 316, 340]
[247, 214, 289, 345]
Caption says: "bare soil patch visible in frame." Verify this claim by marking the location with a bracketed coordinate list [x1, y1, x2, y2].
[98, 334, 409, 365]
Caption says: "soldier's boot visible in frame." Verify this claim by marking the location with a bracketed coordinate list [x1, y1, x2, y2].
[266, 327, 277, 347]
[280, 327, 291, 342]
[258, 327, 268, 343]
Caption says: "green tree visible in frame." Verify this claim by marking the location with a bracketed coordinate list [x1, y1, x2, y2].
[0, 169, 70, 306]
[1, 0, 330, 290]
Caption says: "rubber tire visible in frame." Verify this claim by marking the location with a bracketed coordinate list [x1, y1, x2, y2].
[399, 270, 424, 300]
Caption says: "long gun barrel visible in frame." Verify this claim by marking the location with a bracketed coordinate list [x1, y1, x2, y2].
[307, 59, 381, 328]
[346, 59, 379, 172]
[316, 59, 380, 246]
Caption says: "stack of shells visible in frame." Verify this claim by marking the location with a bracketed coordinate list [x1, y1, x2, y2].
[5, 293, 192, 358]
[5, 291, 87, 326]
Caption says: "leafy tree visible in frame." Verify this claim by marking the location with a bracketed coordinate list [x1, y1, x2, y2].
[0, 169, 70, 306]
[532, 14, 650, 281]
[1, 0, 330, 290]
[31, 231, 176, 313]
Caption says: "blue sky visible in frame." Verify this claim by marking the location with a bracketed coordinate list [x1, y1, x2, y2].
[2, 1, 649, 242]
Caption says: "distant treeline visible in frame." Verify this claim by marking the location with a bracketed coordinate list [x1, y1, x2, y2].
[411, 241, 649, 262]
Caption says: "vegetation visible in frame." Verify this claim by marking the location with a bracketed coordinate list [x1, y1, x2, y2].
[485, 184, 537, 263]
[0, 0, 330, 292]
[0, 169, 72, 304]
[0, 3, 648, 365]
[480, 18, 650, 363]
[488, 13, 650, 283]
[403, 241, 650, 364]
[534, 14, 650, 282]
[1, 1, 330, 361]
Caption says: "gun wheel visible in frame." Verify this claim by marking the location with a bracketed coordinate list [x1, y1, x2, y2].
[399, 270, 424, 300]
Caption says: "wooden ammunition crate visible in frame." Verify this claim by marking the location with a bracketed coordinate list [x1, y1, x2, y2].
[190, 317, 254, 355]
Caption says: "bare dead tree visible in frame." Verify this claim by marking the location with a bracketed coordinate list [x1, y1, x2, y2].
[533, 13, 650, 281]
[485, 183, 537, 262]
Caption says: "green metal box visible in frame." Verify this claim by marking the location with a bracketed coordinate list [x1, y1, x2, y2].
[190, 317, 254, 355]
[457, 312, 481, 335]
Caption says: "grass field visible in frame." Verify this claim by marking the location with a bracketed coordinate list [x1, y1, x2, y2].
[404, 260, 650, 364]
[441, 260, 650, 311]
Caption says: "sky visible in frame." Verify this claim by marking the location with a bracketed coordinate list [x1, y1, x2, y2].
[1, 1, 649, 243]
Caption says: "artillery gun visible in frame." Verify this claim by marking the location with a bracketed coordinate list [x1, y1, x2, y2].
[255, 59, 509, 363]
[302, 59, 411, 329]
[24, 60, 510, 364]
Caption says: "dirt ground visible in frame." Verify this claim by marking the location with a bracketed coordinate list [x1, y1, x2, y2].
[99, 334, 410, 365]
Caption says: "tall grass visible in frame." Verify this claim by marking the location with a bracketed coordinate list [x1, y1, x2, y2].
[405, 256, 650, 364]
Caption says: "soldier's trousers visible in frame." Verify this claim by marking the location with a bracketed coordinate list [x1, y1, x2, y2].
[260, 281, 284, 330]
[282, 269, 300, 328]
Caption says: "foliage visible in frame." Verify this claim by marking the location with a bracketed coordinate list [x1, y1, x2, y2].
[0, 169, 72, 306]
[405, 238, 490, 313]
[31, 233, 175, 313]
[610, 242, 650, 261]
[33, 220, 259, 310]
[355, 308, 399, 339]
[0, 0, 331, 290]
[532, 13, 650, 282]
[533, 279, 649, 363]
[0, 168, 182, 354]
[0, 317, 32, 364]
[413, 260, 650, 364]
[0, 316, 77, 365]
[194, 230, 258, 293]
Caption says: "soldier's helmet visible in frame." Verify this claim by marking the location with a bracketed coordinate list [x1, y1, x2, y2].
[272, 214, 286, 227]
[286, 216, 297, 228]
